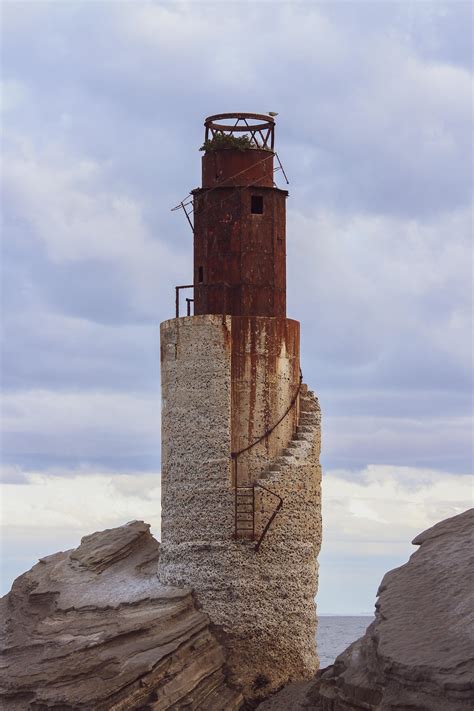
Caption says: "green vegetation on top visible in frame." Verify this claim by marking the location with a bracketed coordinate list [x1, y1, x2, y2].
[200, 133, 257, 152]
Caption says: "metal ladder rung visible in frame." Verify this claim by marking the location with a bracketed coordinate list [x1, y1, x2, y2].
[235, 485, 255, 540]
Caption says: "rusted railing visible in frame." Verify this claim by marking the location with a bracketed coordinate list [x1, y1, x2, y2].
[171, 150, 289, 233]
[204, 112, 275, 151]
[254, 483, 283, 552]
[174, 283, 230, 318]
[232, 370, 303, 550]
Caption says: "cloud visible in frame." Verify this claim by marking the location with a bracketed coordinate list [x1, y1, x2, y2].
[317, 464, 472, 613]
[0, 468, 162, 595]
[289, 207, 472, 387]
[3, 2, 472, 219]
[1, 309, 161, 392]
[3, 140, 187, 324]
[0, 469, 161, 530]
[322, 413, 472, 474]
[1, 389, 161, 471]
[1, 1, 471, 613]
[323, 465, 471, 551]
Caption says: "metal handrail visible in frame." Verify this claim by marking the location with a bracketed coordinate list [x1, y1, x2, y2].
[253, 483, 283, 552]
[231, 369, 303, 461]
[232, 370, 303, 549]
[175, 282, 230, 318]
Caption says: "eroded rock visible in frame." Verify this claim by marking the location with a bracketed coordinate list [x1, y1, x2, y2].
[0, 521, 243, 710]
[258, 508, 474, 711]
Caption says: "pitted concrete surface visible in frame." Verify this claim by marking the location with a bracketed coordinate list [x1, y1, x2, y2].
[159, 315, 322, 701]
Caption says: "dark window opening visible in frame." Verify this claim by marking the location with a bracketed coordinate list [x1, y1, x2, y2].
[198, 266, 204, 283]
[251, 195, 264, 214]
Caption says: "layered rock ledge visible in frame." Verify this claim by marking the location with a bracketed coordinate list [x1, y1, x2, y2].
[258, 508, 474, 711]
[0, 521, 243, 710]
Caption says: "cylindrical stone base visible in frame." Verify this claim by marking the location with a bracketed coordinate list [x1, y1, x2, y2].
[159, 314, 321, 699]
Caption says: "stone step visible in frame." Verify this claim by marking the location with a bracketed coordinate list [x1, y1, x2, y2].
[297, 426, 313, 434]
[292, 433, 308, 441]
[300, 416, 317, 425]
[300, 402, 318, 413]
[268, 464, 282, 473]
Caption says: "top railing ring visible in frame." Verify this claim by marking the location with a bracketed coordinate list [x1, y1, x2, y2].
[204, 113, 275, 150]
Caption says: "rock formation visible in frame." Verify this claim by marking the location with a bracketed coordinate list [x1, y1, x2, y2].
[0, 521, 243, 710]
[257, 508, 474, 711]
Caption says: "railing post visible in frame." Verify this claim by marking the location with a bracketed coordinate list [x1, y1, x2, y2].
[252, 485, 255, 540]
[233, 455, 238, 538]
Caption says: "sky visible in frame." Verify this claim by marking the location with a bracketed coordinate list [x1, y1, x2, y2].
[1, 0, 472, 614]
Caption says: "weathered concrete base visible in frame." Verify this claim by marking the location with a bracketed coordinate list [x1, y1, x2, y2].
[159, 315, 322, 700]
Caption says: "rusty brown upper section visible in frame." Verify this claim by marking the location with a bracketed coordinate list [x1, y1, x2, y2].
[192, 113, 288, 318]
[201, 149, 274, 189]
[193, 184, 287, 317]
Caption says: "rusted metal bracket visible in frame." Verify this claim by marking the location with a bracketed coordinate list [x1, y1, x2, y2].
[185, 298, 194, 316]
[274, 152, 289, 185]
[170, 150, 289, 235]
[171, 199, 194, 233]
[231, 370, 302, 548]
[175, 284, 194, 318]
[254, 483, 283, 552]
[174, 282, 231, 318]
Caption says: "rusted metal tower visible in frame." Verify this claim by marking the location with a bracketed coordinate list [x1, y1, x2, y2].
[193, 113, 286, 317]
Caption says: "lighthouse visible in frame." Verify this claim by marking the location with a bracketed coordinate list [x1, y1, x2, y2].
[159, 113, 322, 700]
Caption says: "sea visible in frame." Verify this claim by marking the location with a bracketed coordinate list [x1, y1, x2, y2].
[317, 616, 374, 668]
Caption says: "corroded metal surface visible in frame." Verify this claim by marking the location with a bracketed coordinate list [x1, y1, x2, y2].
[193, 186, 288, 317]
[201, 148, 274, 188]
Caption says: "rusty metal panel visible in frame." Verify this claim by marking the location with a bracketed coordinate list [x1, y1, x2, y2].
[202, 149, 274, 188]
[193, 184, 288, 318]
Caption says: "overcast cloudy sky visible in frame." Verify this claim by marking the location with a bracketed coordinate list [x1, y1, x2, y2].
[1, 1, 472, 613]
